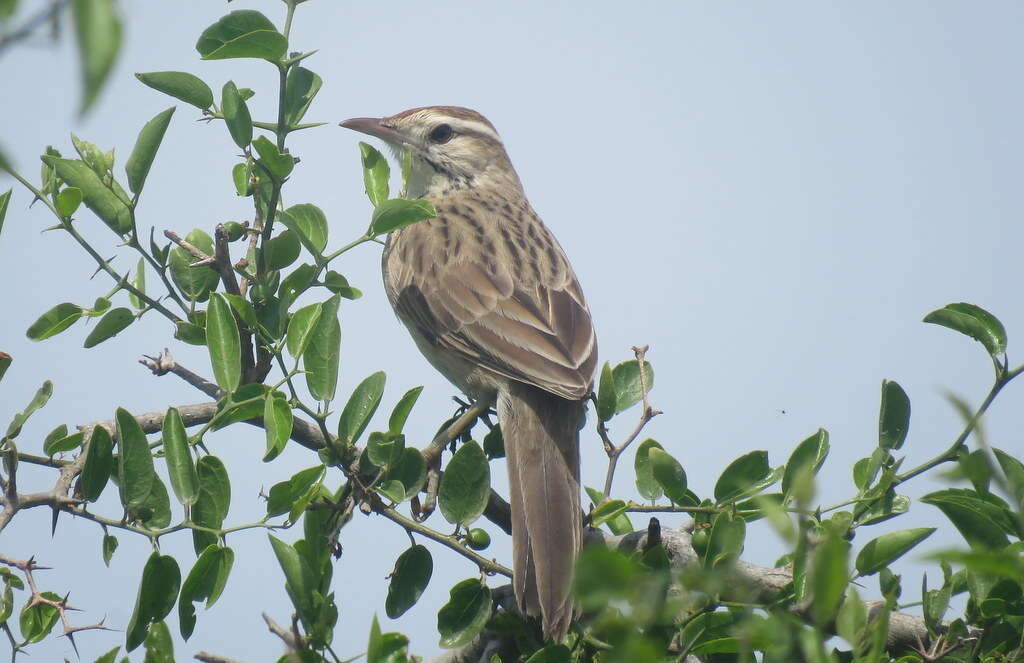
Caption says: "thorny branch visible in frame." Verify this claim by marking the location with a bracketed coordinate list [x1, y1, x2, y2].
[0, 553, 114, 655]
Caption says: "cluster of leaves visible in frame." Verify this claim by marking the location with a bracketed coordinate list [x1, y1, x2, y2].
[550, 303, 1023, 663]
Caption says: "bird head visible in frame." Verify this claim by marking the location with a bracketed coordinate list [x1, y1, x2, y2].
[340, 106, 521, 198]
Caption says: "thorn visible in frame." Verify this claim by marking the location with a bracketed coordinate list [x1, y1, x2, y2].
[66, 630, 79, 657]
[50, 504, 60, 536]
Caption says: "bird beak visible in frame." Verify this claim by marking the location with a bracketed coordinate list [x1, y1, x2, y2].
[339, 117, 406, 145]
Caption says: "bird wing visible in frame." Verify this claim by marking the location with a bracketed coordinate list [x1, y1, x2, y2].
[387, 215, 597, 401]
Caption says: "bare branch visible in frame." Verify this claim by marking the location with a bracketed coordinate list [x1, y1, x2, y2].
[195, 653, 247, 663]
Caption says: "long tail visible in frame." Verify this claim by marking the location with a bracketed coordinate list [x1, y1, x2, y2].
[499, 381, 583, 642]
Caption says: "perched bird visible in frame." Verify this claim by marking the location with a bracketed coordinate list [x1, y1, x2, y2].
[341, 107, 598, 641]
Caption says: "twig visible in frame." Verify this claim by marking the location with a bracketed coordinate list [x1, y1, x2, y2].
[0, 553, 113, 652]
[367, 495, 511, 577]
[421, 398, 494, 467]
[195, 653, 246, 663]
[262, 612, 304, 651]
[600, 345, 662, 498]
[0, 0, 71, 54]
[213, 224, 242, 296]
[415, 398, 494, 523]
[164, 229, 212, 264]
[140, 349, 221, 399]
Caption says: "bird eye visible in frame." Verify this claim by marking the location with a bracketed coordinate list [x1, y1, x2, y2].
[429, 124, 454, 144]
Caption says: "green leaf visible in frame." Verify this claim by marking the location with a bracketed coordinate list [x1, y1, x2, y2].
[268, 535, 317, 630]
[26, 302, 84, 340]
[55, 186, 83, 217]
[591, 498, 628, 528]
[714, 450, 770, 503]
[856, 492, 911, 527]
[174, 321, 207, 345]
[19, 590, 61, 643]
[366, 431, 405, 469]
[126, 107, 174, 195]
[72, 0, 122, 113]
[279, 263, 317, 306]
[367, 614, 383, 663]
[437, 579, 491, 648]
[358, 142, 390, 207]
[283, 67, 322, 127]
[252, 135, 294, 179]
[921, 488, 1014, 549]
[878, 380, 911, 450]
[143, 620, 174, 663]
[705, 510, 746, 569]
[612, 359, 654, 415]
[782, 429, 830, 498]
[593, 362, 614, 420]
[116, 407, 156, 509]
[338, 371, 386, 446]
[924, 302, 1007, 358]
[264, 229, 301, 269]
[266, 465, 324, 517]
[129, 257, 146, 310]
[102, 533, 118, 566]
[192, 456, 230, 554]
[438, 441, 490, 527]
[370, 198, 436, 235]
[633, 439, 664, 501]
[44, 429, 84, 456]
[168, 229, 219, 301]
[993, 448, 1024, 504]
[0, 189, 10, 236]
[388, 386, 423, 434]
[80, 425, 113, 501]
[196, 10, 287, 62]
[810, 531, 850, 626]
[135, 72, 213, 110]
[482, 424, 504, 460]
[232, 163, 251, 196]
[83, 307, 134, 348]
[281, 203, 328, 253]
[584, 486, 633, 534]
[526, 645, 571, 663]
[855, 527, 935, 576]
[4, 380, 52, 438]
[206, 293, 242, 393]
[263, 391, 292, 462]
[323, 270, 362, 299]
[304, 295, 341, 401]
[836, 587, 867, 652]
[178, 545, 234, 639]
[162, 408, 198, 506]
[221, 293, 258, 329]
[649, 447, 689, 505]
[385, 545, 433, 618]
[125, 552, 181, 651]
[137, 477, 172, 530]
[0, 351, 10, 383]
[221, 81, 253, 149]
[210, 383, 269, 430]
[286, 302, 323, 359]
[385, 447, 427, 501]
[573, 546, 638, 611]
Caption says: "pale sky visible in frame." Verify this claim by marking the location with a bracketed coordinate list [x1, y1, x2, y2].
[2, 2, 1023, 661]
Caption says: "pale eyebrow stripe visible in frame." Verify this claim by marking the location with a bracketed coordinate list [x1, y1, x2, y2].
[448, 118, 503, 144]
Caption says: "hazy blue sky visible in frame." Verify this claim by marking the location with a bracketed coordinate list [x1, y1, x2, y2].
[2, 2, 1023, 660]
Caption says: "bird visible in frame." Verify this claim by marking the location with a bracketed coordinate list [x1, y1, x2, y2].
[341, 107, 598, 641]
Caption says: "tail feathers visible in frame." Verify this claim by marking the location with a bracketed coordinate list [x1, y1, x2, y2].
[500, 381, 583, 642]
